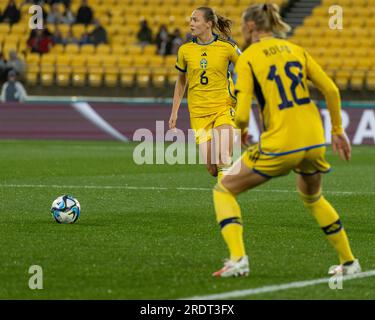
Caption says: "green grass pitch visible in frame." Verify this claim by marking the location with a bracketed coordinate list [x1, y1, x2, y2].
[0, 140, 374, 299]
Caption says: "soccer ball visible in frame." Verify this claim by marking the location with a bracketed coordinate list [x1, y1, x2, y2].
[51, 195, 81, 224]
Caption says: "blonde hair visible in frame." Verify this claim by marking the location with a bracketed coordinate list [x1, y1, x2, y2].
[243, 3, 291, 38]
[197, 7, 232, 39]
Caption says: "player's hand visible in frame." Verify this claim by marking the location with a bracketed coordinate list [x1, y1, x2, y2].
[241, 129, 250, 148]
[169, 113, 177, 130]
[332, 133, 351, 161]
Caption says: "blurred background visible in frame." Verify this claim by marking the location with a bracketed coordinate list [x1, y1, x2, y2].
[0, 0, 374, 143]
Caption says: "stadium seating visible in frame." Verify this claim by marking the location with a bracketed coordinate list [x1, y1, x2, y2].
[290, 0, 375, 90]
[3, 0, 374, 91]
[5, 0, 286, 88]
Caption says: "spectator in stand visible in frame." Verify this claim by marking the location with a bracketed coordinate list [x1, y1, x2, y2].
[155, 24, 169, 56]
[52, 26, 64, 44]
[0, 52, 8, 82]
[6, 50, 26, 79]
[76, 0, 93, 25]
[79, 31, 90, 45]
[137, 19, 153, 46]
[89, 19, 107, 45]
[27, 29, 54, 54]
[62, 4, 75, 24]
[1, 0, 21, 24]
[46, 0, 71, 7]
[171, 28, 184, 55]
[1, 70, 27, 103]
[47, 3, 64, 24]
[64, 27, 79, 45]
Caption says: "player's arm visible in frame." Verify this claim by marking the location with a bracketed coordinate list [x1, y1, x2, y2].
[169, 47, 188, 130]
[169, 73, 187, 129]
[234, 57, 254, 144]
[229, 44, 242, 65]
[305, 51, 351, 161]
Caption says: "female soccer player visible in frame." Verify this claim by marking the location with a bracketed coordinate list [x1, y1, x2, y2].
[212, 3, 361, 277]
[169, 7, 241, 180]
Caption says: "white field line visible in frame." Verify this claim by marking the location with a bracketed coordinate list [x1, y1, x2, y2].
[181, 269, 375, 300]
[0, 184, 373, 195]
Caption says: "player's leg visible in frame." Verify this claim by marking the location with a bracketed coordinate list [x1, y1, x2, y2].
[192, 116, 218, 177]
[199, 139, 217, 177]
[212, 157, 269, 277]
[213, 124, 233, 181]
[297, 173, 359, 274]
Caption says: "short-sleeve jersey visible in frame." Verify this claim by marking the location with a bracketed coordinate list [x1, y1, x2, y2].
[235, 37, 338, 155]
[176, 34, 241, 117]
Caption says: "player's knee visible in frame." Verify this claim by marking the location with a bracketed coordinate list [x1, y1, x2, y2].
[298, 188, 322, 206]
[206, 164, 218, 177]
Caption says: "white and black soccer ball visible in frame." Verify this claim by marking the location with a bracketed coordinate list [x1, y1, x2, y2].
[51, 195, 81, 224]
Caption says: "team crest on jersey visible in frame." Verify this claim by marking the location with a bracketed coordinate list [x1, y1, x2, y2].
[200, 58, 208, 69]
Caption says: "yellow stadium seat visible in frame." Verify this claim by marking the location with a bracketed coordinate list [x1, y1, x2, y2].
[112, 44, 127, 55]
[106, 25, 119, 37]
[65, 44, 80, 54]
[112, 16, 125, 25]
[88, 72, 103, 87]
[120, 67, 136, 87]
[71, 55, 87, 68]
[51, 44, 65, 54]
[26, 53, 40, 65]
[127, 45, 143, 55]
[136, 68, 151, 87]
[96, 44, 111, 55]
[133, 56, 149, 67]
[118, 56, 134, 69]
[72, 70, 86, 87]
[11, 24, 27, 35]
[207, 0, 223, 6]
[167, 66, 179, 85]
[357, 59, 373, 71]
[80, 45, 96, 55]
[326, 58, 342, 70]
[149, 56, 164, 68]
[350, 71, 365, 90]
[341, 58, 357, 71]
[152, 67, 167, 87]
[123, 7, 140, 17]
[56, 54, 72, 67]
[102, 55, 118, 69]
[26, 72, 38, 86]
[72, 25, 86, 38]
[104, 73, 118, 87]
[40, 54, 56, 65]
[0, 24, 10, 34]
[40, 72, 54, 86]
[56, 72, 71, 87]
[366, 74, 375, 90]
[86, 56, 103, 67]
[27, 64, 40, 74]
[165, 55, 177, 68]
[143, 45, 157, 55]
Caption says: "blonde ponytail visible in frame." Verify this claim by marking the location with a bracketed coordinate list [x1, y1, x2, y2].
[243, 3, 291, 38]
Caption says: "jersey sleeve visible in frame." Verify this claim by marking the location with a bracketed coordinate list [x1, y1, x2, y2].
[305, 50, 343, 135]
[175, 45, 187, 73]
[234, 55, 254, 131]
[229, 44, 241, 64]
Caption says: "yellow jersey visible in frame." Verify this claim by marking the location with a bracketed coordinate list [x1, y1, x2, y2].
[175, 34, 241, 117]
[235, 37, 343, 156]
